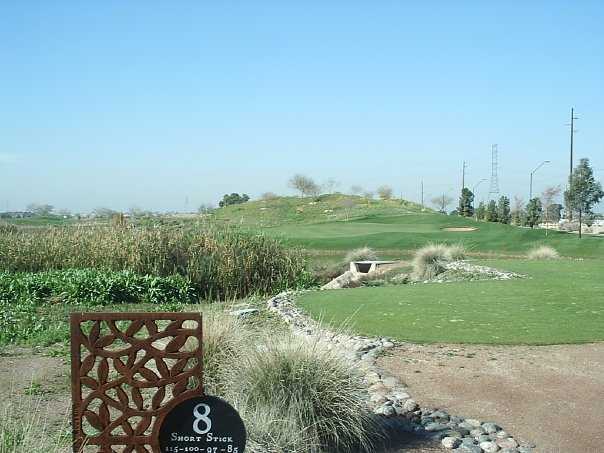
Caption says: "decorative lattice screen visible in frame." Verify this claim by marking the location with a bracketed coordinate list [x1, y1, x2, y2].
[70, 312, 203, 453]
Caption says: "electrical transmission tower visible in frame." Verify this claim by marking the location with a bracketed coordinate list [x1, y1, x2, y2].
[488, 144, 500, 199]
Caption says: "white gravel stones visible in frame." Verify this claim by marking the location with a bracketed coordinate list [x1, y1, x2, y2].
[496, 437, 519, 449]
[464, 419, 482, 428]
[479, 441, 500, 452]
[482, 422, 502, 434]
[266, 292, 534, 453]
[228, 308, 259, 317]
[442, 437, 462, 449]
[402, 399, 419, 412]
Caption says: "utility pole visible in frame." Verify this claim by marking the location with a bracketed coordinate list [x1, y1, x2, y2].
[569, 108, 578, 179]
[566, 108, 578, 220]
[421, 180, 424, 209]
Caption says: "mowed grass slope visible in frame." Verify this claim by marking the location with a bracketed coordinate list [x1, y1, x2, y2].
[298, 259, 604, 345]
[272, 214, 604, 258]
[212, 195, 604, 258]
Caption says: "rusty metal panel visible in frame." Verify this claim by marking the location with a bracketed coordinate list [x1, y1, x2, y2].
[70, 312, 203, 453]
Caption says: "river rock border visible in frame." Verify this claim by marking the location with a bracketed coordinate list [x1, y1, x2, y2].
[266, 292, 535, 453]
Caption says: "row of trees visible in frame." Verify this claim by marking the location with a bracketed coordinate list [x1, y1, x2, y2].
[452, 158, 603, 237]
[288, 174, 394, 200]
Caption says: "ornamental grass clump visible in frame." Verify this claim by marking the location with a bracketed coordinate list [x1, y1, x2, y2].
[195, 311, 251, 396]
[343, 246, 379, 265]
[227, 333, 376, 453]
[527, 245, 560, 260]
[411, 243, 451, 281]
[447, 243, 466, 261]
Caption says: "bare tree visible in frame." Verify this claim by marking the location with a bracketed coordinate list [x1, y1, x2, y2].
[323, 178, 340, 194]
[541, 185, 561, 234]
[288, 174, 320, 197]
[261, 192, 279, 200]
[350, 185, 363, 195]
[339, 198, 356, 221]
[430, 194, 453, 213]
[511, 195, 525, 225]
[377, 185, 393, 200]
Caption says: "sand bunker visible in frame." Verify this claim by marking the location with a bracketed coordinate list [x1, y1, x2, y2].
[442, 227, 477, 232]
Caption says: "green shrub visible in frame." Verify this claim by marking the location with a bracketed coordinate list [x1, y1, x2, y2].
[227, 333, 376, 452]
[527, 245, 560, 260]
[0, 270, 196, 305]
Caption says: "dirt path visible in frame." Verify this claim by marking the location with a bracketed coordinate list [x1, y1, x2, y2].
[377, 342, 604, 453]
[0, 347, 71, 438]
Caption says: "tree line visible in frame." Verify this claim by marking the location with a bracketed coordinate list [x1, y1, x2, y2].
[450, 158, 602, 236]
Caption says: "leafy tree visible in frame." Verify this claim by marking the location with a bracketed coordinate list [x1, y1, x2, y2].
[541, 185, 561, 227]
[564, 158, 604, 238]
[198, 203, 215, 214]
[377, 185, 393, 200]
[546, 203, 563, 223]
[323, 178, 340, 194]
[431, 194, 454, 214]
[458, 188, 474, 217]
[497, 196, 511, 224]
[26, 203, 54, 216]
[93, 207, 118, 218]
[350, 185, 363, 195]
[475, 201, 486, 220]
[288, 174, 320, 197]
[218, 193, 250, 208]
[485, 200, 498, 222]
[525, 198, 543, 228]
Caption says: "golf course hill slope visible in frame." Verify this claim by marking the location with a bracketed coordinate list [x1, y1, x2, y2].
[211, 194, 603, 258]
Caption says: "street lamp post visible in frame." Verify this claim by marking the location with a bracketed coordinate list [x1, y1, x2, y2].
[529, 160, 550, 200]
[472, 179, 487, 220]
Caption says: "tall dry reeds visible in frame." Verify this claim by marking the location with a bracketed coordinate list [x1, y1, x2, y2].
[0, 225, 311, 299]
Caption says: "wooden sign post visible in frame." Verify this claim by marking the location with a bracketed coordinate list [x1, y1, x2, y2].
[70, 312, 204, 453]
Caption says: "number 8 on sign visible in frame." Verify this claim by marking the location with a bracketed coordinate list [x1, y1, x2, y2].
[193, 403, 212, 434]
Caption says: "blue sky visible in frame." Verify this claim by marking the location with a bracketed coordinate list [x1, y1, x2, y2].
[1, 1, 603, 212]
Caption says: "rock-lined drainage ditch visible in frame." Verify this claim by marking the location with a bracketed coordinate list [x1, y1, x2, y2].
[266, 292, 535, 453]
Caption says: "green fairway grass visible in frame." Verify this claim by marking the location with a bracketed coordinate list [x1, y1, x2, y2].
[298, 259, 604, 345]
[270, 213, 604, 258]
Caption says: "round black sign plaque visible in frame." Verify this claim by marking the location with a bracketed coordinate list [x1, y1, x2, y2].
[159, 395, 246, 453]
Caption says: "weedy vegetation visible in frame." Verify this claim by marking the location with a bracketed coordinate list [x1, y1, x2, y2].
[0, 225, 312, 300]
